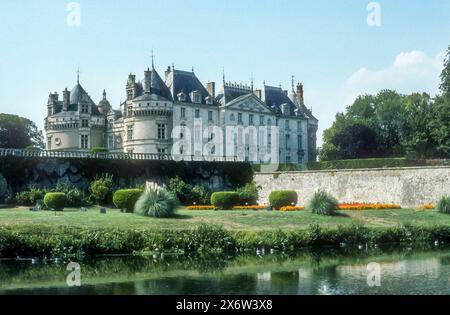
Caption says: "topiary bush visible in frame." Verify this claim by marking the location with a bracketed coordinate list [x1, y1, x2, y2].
[113, 189, 144, 213]
[43, 192, 67, 211]
[236, 182, 260, 205]
[268, 190, 298, 210]
[210, 192, 240, 210]
[134, 188, 178, 218]
[307, 190, 338, 216]
[89, 174, 114, 205]
[437, 196, 450, 214]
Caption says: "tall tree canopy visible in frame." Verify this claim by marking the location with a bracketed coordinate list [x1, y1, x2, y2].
[0, 114, 44, 149]
[320, 45, 450, 161]
[440, 45, 450, 98]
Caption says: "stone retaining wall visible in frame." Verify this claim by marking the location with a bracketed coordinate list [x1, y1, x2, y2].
[254, 166, 450, 207]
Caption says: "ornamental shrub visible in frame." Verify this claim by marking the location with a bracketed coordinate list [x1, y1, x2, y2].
[236, 182, 260, 205]
[15, 185, 48, 206]
[268, 190, 298, 210]
[210, 192, 240, 210]
[134, 188, 178, 218]
[437, 196, 450, 214]
[43, 192, 67, 211]
[167, 176, 210, 205]
[54, 180, 85, 207]
[307, 190, 338, 216]
[91, 147, 108, 154]
[113, 189, 144, 213]
[89, 174, 114, 205]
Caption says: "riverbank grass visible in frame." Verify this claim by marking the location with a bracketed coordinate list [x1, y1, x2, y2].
[0, 207, 449, 231]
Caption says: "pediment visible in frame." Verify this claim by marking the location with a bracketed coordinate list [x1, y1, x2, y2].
[225, 94, 273, 114]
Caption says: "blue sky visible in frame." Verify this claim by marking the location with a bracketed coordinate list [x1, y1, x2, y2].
[1, 0, 449, 145]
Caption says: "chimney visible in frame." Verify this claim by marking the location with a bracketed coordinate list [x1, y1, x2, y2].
[144, 68, 151, 94]
[165, 66, 171, 81]
[63, 88, 70, 110]
[296, 83, 304, 105]
[254, 89, 262, 99]
[206, 82, 215, 98]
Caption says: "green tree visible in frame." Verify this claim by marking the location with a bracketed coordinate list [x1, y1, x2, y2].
[440, 45, 450, 98]
[0, 114, 44, 149]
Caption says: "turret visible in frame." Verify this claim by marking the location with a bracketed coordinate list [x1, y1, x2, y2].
[97, 89, 111, 115]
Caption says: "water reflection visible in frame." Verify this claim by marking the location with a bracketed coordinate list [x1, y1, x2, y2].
[1, 246, 450, 295]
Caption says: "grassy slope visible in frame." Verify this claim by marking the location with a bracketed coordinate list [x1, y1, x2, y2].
[1, 207, 449, 231]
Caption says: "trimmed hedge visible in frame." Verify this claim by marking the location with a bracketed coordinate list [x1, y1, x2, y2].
[269, 190, 298, 210]
[113, 189, 144, 213]
[43, 192, 67, 211]
[211, 192, 240, 210]
[306, 158, 450, 171]
[2, 223, 450, 258]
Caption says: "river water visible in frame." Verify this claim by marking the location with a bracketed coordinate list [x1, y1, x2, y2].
[1, 247, 450, 295]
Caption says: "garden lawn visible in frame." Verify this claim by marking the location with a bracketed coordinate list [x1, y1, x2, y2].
[0, 207, 450, 231]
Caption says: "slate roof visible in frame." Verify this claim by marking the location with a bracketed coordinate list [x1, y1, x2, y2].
[51, 83, 102, 116]
[166, 69, 214, 105]
[215, 85, 251, 106]
[150, 68, 173, 100]
[262, 85, 297, 116]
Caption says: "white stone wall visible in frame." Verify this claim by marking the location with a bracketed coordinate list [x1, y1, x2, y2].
[254, 166, 450, 207]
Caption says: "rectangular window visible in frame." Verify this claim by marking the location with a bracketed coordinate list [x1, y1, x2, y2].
[157, 148, 166, 154]
[181, 107, 186, 119]
[47, 137, 52, 150]
[249, 114, 254, 125]
[127, 125, 133, 141]
[81, 119, 89, 128]
[285, 120, 289, 130]
[81, 104, 89, 114]
[297, 135, 302, 150]
[297, 121, 301, 131]
[208, 111, 213, 121]
[108, 135, 114, 150]
[80, 135, 89, 149]
[157, 124, 166, 139]
[260, 115, 264, 125]
[195, 109, 200, 119]
[238, 113, 243, 124]
[286, 134, 291, 150]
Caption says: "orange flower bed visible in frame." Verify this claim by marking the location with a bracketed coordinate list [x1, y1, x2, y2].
[419, 204, 435, 209]
[186, 205, 216, 210]
[232, 205, 267, 210]
[338, 203, 401, 210]
[280, 206, 305, 212]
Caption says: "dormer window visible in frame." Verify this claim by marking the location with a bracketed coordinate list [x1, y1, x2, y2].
[80, 104, 89, 114]
[205, 96, 213, 105]
[177, 92, 187, 102]
[191, 90, 201, 104]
